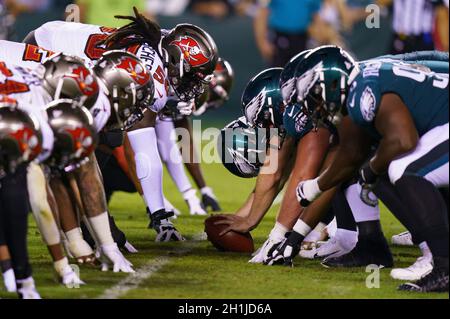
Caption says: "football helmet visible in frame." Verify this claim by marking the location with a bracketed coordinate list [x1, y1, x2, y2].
[280, 50, 311, 105]
[194, 58, 234, 116]
[41, 53, 100, 109]
[45, 99, 98, 170]
[0, 95, 43, 175]
[241, 68, 284, 130]
[93, 50, 155, 130]
[161, 24, 219, 101]
[217, 116, 266, 178]
[294, 45, 356, 127]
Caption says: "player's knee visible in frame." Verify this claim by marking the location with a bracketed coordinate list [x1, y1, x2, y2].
[135, 153, 152, 180]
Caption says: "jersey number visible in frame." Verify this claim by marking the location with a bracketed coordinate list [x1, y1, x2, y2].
[392, 65, 449, 89]
[84, 27, 140, 60]
[22, 44, 55, 63]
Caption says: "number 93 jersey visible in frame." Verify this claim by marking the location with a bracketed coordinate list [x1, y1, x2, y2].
[346, 59, 449, 140]
[33, 20, 169, 113]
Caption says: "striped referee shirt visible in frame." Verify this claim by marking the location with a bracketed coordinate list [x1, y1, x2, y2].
[393, 0, 444, 36]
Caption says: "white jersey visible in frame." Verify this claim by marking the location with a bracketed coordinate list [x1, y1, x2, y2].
[0, 39, 110, 132]
[0, 60, 54, 162]
[33, 21, 169, 113]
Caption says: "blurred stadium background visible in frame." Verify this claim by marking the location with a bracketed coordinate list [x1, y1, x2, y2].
[1, 0, 448, 126]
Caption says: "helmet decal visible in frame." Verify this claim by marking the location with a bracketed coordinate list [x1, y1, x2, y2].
[65, 127, 95, 158]
[227, 147, 259, 176]
[64, 66, 99, 96]
[244, 89, 266, 127]
[170, 36, 210, 67]
[281, 77, 296, 103]
[116, 56, 150, 86]
[296, 61, 323, 101]
[9, 126, 42, 160]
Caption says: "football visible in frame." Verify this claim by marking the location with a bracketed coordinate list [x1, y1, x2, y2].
[204, 215, 255, 253]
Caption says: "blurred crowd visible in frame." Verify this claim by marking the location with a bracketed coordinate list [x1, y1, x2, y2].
[1, 0, 448, 66]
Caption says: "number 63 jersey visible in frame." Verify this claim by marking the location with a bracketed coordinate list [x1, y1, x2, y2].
[346, 59, 449, 140]
[32, 20, 169, 113]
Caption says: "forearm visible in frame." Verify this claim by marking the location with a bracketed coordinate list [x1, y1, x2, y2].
[370, 136, 416, 174]
[246, 173, 283, 228]
[254, 7, 269, 48]
[235, 191, 255, 217]
[436, 6, 449, 51]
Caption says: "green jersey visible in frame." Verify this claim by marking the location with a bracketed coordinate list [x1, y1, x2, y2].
[346, 59, 449, 140]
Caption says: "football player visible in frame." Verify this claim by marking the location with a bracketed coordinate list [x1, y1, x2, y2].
[0, 95, 45, 298]
[23, 7, 219, 241]
[294, 47, 449, 292]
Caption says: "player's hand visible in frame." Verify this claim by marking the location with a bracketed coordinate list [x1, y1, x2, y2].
[296, 178, 322, 207]
[263, 232, 303, 267]
[100, 243, 135, 273]
[155, 220, 186, 242]
[177, 99, 195, 116]
[201, 187, 221, 212]
[358, 162, 379, 207]
[214, 215, 253, 236]
[184, 189, 207, 216]
[249, 235, 285, 264]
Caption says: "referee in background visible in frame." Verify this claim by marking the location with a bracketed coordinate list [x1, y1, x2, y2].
[379, 0, 449, 53]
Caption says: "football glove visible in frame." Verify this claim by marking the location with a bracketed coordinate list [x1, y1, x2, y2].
[183, 189, 207, 216]
[201, 187, 221, 212]
[358, 162, 379, 207]
[177, 99, 195, 116]
[99, 243, 135, 273]
[249, 225, 290, 264]
[155, 220, 186, 242]
[296, 178, 322, 207]
[263, 231, 304, 267]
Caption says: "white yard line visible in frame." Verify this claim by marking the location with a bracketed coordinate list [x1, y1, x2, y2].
[98, 233, 205, 299]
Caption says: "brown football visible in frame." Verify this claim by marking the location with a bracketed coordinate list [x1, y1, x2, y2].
[204, 215, 254, 253]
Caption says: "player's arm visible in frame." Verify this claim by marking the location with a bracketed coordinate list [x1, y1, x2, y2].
[317, 116, 372, 191]
[216, 135, 295, 234]
[435, 3, 449, 51]
[253, 3, 274, 62]
[368, 93, 419, 174]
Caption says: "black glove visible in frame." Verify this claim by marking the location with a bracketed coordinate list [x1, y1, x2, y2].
[202, 193, 221, 212]
[358, 162, 379, 207]
[263, 231, 303, 267]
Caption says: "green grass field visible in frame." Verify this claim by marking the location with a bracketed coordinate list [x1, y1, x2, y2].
[0, 162, 448, 299]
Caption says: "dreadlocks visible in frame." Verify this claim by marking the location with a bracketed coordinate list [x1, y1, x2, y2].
[102, 7, 161, 51]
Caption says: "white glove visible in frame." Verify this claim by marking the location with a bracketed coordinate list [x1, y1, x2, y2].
[99, 243, 135, 273]
[296, 178, 322, 207]
[250, 222, 288, 263]
[177, 99, 195, 116]
[60, 264, 85, 288]
[183, 189, 207, 216]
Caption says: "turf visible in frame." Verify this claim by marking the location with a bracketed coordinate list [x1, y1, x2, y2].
[0, 162, 448, 299]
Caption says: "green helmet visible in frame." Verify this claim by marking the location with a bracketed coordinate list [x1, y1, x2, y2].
[294, 46, 355, 127]
[280, 50, 311, 105]
[241, 68, 284, 129]
[217, 116, 266, 178]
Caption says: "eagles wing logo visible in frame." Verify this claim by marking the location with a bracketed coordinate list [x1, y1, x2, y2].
[64, 66, 99, 96]
[296, 62, 323, 100]
[170, 36, 210, 67]
[244, 89, 266, 127]
[228, 148, 258, 176]
[281, 77, 296, 103]
[116, 57, 150, 86]
[360, 86, 377, 122]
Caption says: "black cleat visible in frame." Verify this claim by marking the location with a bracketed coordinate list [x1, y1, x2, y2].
[398, 267, 449, 293]
[321, 236, 393, 268]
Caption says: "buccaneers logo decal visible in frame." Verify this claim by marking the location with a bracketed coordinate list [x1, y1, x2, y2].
[64, 66, 99, 96]
[9, 126, 42, 161]
[170, 36, 210, 67]
[116, 57, 150, 86]
[65, 127, 95, 159]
